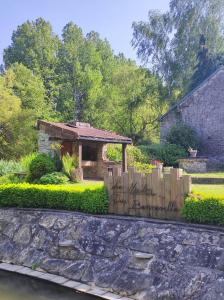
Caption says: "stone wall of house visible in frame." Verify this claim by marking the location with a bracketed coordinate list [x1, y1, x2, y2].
[38, 130, 60, 157]
[160, 69, 224, 165]
[1, 208, 224, 299]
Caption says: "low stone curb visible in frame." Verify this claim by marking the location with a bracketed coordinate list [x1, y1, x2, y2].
[0, 262, 134, 300]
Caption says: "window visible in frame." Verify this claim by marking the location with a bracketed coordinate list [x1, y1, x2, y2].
[82, 145, 98, 161]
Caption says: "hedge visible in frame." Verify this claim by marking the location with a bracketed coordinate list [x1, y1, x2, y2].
[183, 194, 224, 225]
[0, 183, 108, 214]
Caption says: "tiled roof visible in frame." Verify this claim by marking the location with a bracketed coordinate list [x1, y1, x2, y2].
[37, 120, 132, 144]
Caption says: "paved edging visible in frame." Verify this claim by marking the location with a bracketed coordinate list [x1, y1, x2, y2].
[0, 263, 134, 300]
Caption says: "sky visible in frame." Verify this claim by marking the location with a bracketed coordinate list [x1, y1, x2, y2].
[0, 0, 170, 65]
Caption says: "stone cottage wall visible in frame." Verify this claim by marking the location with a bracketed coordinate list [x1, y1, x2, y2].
[1, 208, 224, 299]
[160, 69, 224, 163]
[38, 130, 57, 156]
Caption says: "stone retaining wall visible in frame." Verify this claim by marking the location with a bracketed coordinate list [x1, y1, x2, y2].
[1, 209, 224, 299]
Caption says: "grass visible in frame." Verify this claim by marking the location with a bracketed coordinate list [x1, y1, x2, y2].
[188, 172, 224, 178]
[192, 184, 224, 198]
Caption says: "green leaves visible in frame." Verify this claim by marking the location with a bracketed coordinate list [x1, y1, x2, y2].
[132, 0, 224, 93]
[0, 183, 109, 214]
[183, 194, 224, 225]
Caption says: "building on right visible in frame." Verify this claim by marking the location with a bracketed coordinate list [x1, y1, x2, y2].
[160, 67, 224, 170]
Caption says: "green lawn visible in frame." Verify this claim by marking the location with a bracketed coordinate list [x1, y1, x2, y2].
[192, 184, 224, 198]
[188, 172, 224, 178]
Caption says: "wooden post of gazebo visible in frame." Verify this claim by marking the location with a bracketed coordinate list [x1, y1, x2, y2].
[78, 141, 82, 168]
[122, 144, 127, 173]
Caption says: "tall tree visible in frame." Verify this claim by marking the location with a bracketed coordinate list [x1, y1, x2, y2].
[190, 35, 224, 89]
[3, 18, 60, 107]
[132, 0, 224, 94]
[4, 63, 51, 118]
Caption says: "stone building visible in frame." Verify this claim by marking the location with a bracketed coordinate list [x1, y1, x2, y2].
[37, 120, 132, 180]
[160, 67, 224, 168]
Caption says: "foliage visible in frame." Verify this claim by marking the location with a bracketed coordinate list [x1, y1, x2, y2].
[0, 159, 23, 176]
[132, 0, 224, 93]
[131, 162, 155, 174]
[106, 144, 148, 164]
[4, 17, 60, 106]
[0, 110, 37, 160]
[0, 183, 108, 214]
[190, 35, 224, 90]
[4, 63, 51, 118]
[165, 123, 200, 150]
[39, 172, 69, 185]
[29, 154, 56, 181]
[0, 77, 21, 124]
[62, 153, 78, 179]
[2, 17, 167, 150]
[143, 143, 186, 166]
[183, 193, 224, 225]
[20, 153, 38, 173]
[0, 174, 25, 185]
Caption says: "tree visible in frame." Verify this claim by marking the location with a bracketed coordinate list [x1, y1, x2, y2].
[4, 63, 51, 118]
[3, 18, 60, 107]
[0, 73, 37, 159]
[190, 35, 224, 89]
[132, 0, 224, 94]
[105, 59, 167, 143]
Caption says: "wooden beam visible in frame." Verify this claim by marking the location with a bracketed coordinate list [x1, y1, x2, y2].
[122, 144, 127, 173]
[78, 141, 82, 168]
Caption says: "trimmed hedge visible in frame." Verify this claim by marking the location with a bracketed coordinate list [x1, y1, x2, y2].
[0, 183, 108, 214]
[183, 194, 224, 225]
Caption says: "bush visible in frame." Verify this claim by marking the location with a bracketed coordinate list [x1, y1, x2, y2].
[131, 162, 155, 174]
[166, 123, 200, 150]
[0, 174, 25, 184]
[62, 154, 78, 179]
[0, 160, 23, 176]
[20, 153, 38, 172]
[0, 183, 108, 214]
[183, 194, 224, 225]
[39, 172, 69, 185]
[106, 144, 122, 162]
[106, 145, 148, 164]
[29, 154, 56, 181]
[142, 143, 186, 166]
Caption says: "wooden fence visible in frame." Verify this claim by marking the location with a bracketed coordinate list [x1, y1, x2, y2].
[104, 167, 191, 220]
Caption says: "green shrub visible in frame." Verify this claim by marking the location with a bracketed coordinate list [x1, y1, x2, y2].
[106, 144, 148, 164]
[131, 162, 155, 174]
[62, 154, 78, 179]
[0, 160, 23, 176]
[166, 123, 200, 151]
[183, 194, 224, 225]
[0, 183, 108, 214]
[20, 153, 38, 172]
[106, 144, 122, 162]
[142, 143, 186, 166]
[0, 174, 25, 184]
[29, 154, 56, 181]
[39, 172, 69, 185]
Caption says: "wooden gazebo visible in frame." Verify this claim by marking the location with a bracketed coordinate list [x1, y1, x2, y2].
[37, 120, 132, 179]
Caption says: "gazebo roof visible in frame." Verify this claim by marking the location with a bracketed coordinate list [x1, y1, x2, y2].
[37, 120, 132, 144]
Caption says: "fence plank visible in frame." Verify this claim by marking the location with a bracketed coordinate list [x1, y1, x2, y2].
[105, 167, 191, 221]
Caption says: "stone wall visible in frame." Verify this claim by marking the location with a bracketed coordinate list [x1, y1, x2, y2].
[160, 68, 224, 165]
[38, 130, 59, 157]
[1, 209, 224, 299]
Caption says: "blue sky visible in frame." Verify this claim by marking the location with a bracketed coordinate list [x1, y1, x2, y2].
[0, 0, 169, 65]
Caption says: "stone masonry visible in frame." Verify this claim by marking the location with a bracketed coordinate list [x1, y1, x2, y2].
[1, 209, 224, 299]
[160, 67, 224, 168]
